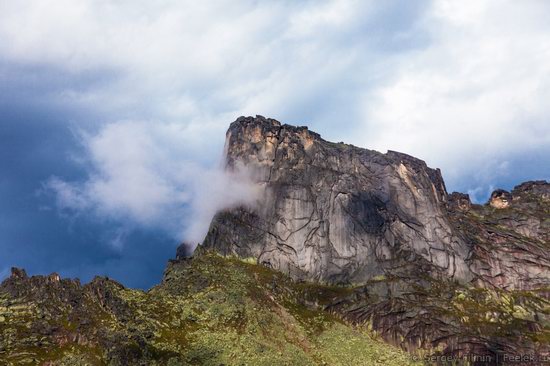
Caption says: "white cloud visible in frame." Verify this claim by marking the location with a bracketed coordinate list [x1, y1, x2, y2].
[358, 0, 550, 190]
[46, 121, 261, 247]
[0, 0, 411, 125]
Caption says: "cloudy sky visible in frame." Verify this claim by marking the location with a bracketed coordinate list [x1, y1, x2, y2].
[1, 0, 549, 288]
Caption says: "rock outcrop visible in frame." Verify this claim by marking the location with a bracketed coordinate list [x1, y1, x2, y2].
[203, 116, 473, 285]
[201, 116, 549, 291]
[489, 189, 512, 209]
[450, 180, 550, 290]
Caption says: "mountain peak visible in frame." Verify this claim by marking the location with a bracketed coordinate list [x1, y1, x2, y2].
[204, 116, 469, 284]
[10, 267, 27, 279]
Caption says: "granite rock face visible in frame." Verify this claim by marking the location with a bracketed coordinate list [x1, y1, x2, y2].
[202, 116, 550, 292]
[196, 116, 550, 361]
[203, 116, 475, 284]
[489, 189, 512, 209]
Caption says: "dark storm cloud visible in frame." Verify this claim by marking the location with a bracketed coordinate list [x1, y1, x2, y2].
[0, 62, 177, 288]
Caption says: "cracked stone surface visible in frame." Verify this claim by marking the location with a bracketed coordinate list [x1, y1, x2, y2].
[201, 116, 549, 292]
[203, 116, 467, 284]
[449, 181, 550, 290]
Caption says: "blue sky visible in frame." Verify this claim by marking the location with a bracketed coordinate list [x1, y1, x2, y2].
[1, 0, 549, 288]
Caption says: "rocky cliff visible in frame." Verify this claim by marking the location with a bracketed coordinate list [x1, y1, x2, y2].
[202, 116, 549, 291]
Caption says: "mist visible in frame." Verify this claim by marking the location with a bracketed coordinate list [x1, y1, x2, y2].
[46, 120, 261, 251]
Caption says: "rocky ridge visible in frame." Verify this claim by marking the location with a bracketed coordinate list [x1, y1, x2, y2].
[202, 116, 549, 291]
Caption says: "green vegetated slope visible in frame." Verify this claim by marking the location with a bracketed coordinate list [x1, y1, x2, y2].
[0, 252, 418, 366]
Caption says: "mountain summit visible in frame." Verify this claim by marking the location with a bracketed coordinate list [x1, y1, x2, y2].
[201, 116, 548, 290]
[203, 116, 470, 284]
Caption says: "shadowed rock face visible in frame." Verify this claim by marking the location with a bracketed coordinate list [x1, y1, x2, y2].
[203, 116, 473, 284]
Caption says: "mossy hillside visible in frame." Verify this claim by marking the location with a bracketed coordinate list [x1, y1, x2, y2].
[450, 286, 550, 344]
[0, 252, 418, 365]
[153, 252, 418, 365]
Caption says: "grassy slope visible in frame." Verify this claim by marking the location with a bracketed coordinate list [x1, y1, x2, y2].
[0, 252, 418, 366]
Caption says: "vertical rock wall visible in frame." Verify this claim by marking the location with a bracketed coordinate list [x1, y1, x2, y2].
[202, 116, 472, 284]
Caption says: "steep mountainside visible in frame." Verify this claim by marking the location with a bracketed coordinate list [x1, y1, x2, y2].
[1, 116, 549, 365]
[448, 181, 549, 290]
